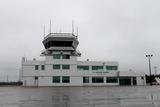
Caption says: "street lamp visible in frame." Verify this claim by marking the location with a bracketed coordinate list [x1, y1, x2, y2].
[146, 54, 153, 86]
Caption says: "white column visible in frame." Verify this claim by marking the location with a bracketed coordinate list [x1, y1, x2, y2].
[117, 77, 120, 85]
[104, 77, 106, 85]
[89, 77, 92, 85]
[60, 76, 62, 83]
[131, 77, 133, 86]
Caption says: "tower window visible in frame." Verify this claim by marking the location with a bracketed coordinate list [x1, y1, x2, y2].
[62, 55, 70, 59]
[52, 41, 72, 47]
[35, 65, 39, 70]
[53, 54, 61, 59]
[53, 64, 60, 69]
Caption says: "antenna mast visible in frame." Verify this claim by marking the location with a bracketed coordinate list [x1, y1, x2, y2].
[50, 19, 52, 34]
[76, 26, 78, 39]
[72, 20, 74, 34]
[43, 25, 45, 38]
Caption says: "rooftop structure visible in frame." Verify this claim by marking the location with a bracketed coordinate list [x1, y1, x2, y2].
[41, 33, 81, 56]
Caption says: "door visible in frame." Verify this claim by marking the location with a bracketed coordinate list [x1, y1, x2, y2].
[34, 76, 38, 86]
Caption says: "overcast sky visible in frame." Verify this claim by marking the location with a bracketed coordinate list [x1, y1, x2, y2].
[0, 0, 160, 80]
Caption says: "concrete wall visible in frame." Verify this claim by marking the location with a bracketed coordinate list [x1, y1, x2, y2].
[23, 77, 36, 86]
[70, 76, 83, 86]
[38, 76, 52, 86]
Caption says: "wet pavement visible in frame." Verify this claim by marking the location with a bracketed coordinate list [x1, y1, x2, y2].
[0, 86, 160, 107]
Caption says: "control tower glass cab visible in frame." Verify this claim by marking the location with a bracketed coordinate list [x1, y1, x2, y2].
[41, 33, 81, 56]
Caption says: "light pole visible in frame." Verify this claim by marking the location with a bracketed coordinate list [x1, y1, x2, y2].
[146, 54, 153, 86]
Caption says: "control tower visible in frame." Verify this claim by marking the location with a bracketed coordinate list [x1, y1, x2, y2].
[41, 33, 81, 56]
[21, 28, 146, 86]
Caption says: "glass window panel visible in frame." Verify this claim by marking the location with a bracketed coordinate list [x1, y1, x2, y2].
[35, 65, 39, 70]
[53, 76, 60, 83]
[92, 66, 103, 70]
[106, 66, 118, 70]
[62, 55, 70, 59]
[53, 64, 60, 69]
[77, 66, 89, 70]
[35, 76, 38, 80]
[106, 77, 118, 83]
[119, 77, 131, 85]
[92, 77, 104, 83]
[83, 77, 89, 83]
[53, 54, 61, 59]
[62, 76, 70, 83]
[41, 65, 45, 70]
[133, 77, 137, 85]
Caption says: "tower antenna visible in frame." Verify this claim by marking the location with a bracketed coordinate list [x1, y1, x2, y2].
[72, 20, 74, 34]
[50, 19, 52, 34]
[76, 26, 78, 38]
[43, 25, 45, 38]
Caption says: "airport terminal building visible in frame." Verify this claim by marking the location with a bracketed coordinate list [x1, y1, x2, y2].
[21, 33, 146, 86]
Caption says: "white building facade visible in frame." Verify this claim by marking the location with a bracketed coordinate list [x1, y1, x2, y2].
[21, 33, 146, 86]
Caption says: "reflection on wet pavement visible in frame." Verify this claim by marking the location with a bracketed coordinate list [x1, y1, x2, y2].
[0, 86, 160, 107]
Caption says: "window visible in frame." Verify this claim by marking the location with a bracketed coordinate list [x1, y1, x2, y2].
[62, 55, 70, 59]
[53, 64, 60, 69]
[41, 65, 45, 70]
[35, 65, 39, 70]
[92, 66, 103, 70]
[106, 77, 118, 83]
[133, 77, 137, 85]
[53, 54, 61, 59]
[77, 66, 89, 70]
[83, 77, 89, 83]
[62, 76, 70, 83]
[119, 77, 131, 85]
[52, 41, 72, 47]
[106, 66, 118, 70]
[35, 76, 38, 80]
[92, 77, 104, 83]
[62, 65, 70, 70]
[53, 76, 60, 83]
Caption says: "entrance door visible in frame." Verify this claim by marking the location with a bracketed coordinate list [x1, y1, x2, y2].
[34, 76, 38, 86]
